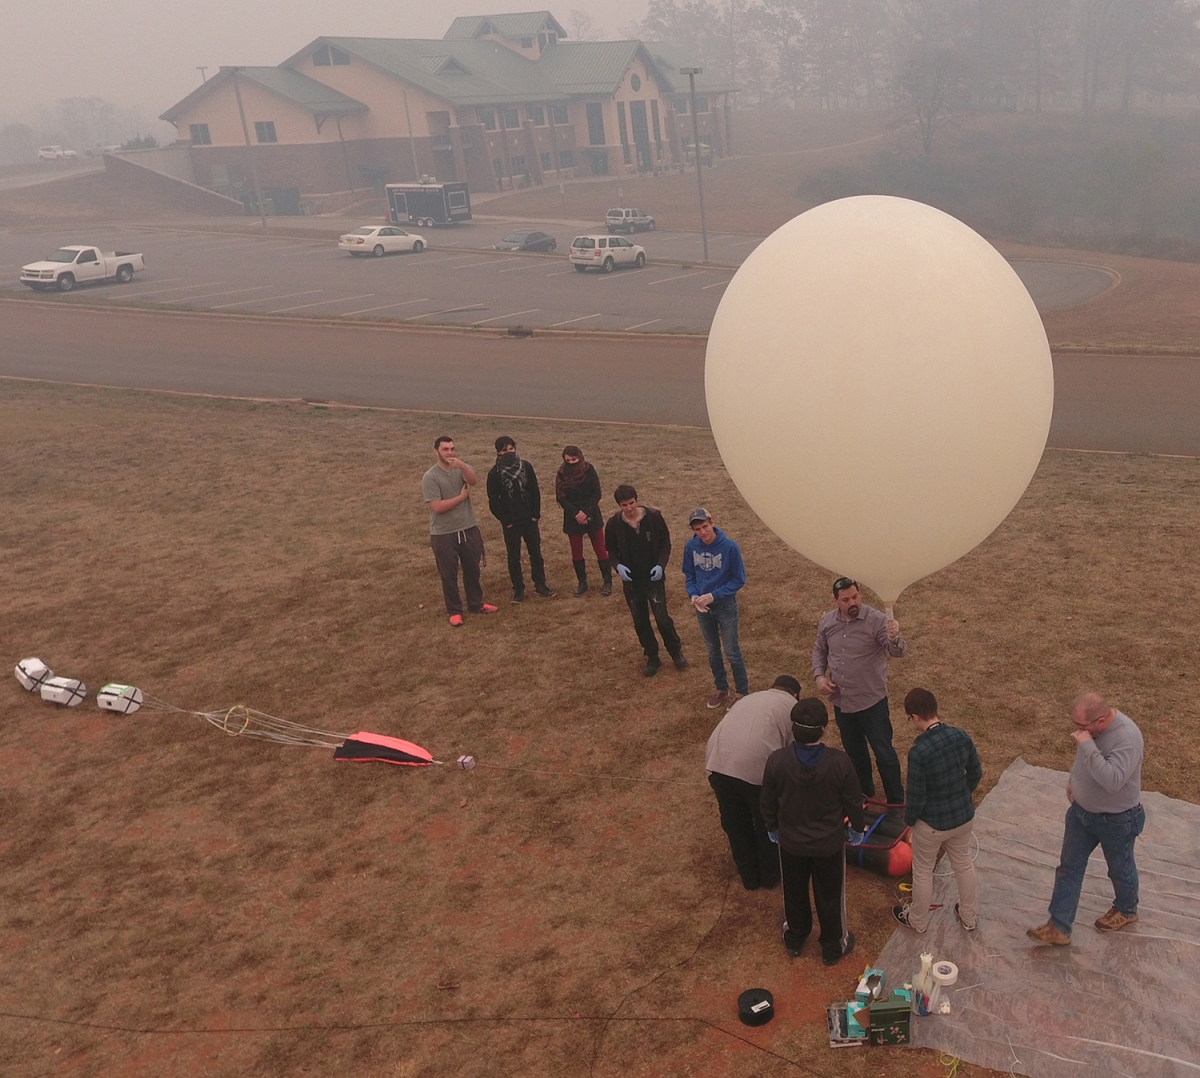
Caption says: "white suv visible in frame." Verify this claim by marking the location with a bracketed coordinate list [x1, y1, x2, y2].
[38, 145, 77, 161]
[570, 235, 646, 273]
[605, 207, 656, 233]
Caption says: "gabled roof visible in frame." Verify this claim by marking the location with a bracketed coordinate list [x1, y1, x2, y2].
[645, 43, 739, 95]
[307, 37, 564, 105]
[537, 41, 669, 95]
[160, 65, 367, 123]
[444, 11, 567, 40]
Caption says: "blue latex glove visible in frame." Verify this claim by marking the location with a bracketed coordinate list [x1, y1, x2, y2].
[649, 565, 664, 582]
[616, 563, 632, 583]
[846, 826, 866, 846]
[767, 830, 779, 844]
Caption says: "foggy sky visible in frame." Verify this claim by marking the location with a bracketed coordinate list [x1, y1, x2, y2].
[6, 0, 648, 123]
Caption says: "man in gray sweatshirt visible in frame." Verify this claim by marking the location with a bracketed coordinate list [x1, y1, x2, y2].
[1028, 691, 1145, 945]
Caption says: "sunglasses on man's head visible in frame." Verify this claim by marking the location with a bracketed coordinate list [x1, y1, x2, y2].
[833, 577, 858, 594]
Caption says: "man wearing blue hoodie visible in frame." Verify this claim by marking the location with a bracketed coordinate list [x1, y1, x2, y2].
[683, 508, 749, 709]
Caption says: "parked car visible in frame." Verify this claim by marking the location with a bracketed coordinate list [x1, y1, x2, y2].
[493, 230, 557, 252]
[605, 207, 655, 233]
[38, 145, 77, 161]
[569, 235, 646, 273]
[338, 225, 426, 257]
[20, 246, 145, 291]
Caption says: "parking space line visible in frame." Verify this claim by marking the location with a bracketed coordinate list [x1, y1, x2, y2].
[211, 289, 321, 309]
[732, 239, 761, 247]
[270, 292, 375, 313]
[452, 257, 524, 270]
[276, 247, 339, 258]
[101, 280, 224, 298]
[545, 268, 575, 276]
[498, 263, 553, 273]
[472, 308, 540, 326]
[340, 298, 431, 316]
[171, 286, 276, 302]
[648, 272, 704, 286]
[406, 303, 487, 320]
[550, 313, 602, 327]
[702, 280, 729, 290]
[623, 319, 661, 331]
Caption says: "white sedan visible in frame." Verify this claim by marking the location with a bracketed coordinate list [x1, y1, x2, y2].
[339, 225, 426, 257]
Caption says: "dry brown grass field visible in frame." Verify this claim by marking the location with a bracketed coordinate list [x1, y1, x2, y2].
[2, 379, 1198, 1077]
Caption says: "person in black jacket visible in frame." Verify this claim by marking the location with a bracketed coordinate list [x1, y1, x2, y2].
[486, 436, 555, 603]
[555, 445, 613, 596]
[761, 697, 865, 965]
[603, 484, 687, 677]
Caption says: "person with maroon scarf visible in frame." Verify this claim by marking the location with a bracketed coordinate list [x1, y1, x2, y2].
[555, 445, 613, 596]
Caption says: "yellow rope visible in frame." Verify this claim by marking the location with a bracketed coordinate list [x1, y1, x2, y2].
[939, 1053, 961, 1077]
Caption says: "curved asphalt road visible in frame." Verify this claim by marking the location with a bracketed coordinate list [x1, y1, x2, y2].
[1, 302, 1197, 455]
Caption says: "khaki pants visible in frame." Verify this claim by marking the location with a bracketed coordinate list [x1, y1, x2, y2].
[909, 818, 978, 932]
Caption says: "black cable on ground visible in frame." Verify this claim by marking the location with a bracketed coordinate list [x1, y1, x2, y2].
[0, 1009, 834, 1075]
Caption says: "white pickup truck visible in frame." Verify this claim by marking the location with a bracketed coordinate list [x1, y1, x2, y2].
[21, 246, 146, 292]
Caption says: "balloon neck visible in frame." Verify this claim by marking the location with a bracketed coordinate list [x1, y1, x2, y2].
[884, 605, 895, 619]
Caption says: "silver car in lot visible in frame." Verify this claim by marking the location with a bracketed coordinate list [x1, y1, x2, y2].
[605, 207, 656, 233]
[338, 225, 426, 257]
[569, 234, 646, 273]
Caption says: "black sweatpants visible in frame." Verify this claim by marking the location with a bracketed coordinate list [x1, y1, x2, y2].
[502, 519, 546, 592]
[622, 579, 681, 660]
[430, 526, 484, 615]
[780, 847, 849, 962]
[708, 771, 779, 889]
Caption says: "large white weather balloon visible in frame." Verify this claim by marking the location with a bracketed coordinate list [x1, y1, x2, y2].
[706, 195, 1053, 605]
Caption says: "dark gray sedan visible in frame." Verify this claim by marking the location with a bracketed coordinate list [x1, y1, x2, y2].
[493, 230, 557, 252]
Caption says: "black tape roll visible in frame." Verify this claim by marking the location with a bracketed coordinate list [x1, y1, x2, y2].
[737, 988, 775, 1026]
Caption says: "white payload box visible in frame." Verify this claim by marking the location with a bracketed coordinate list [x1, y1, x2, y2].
[97, 684, 143, 714]
[40, 677, 87, 707]
[15, 658, 53, 692]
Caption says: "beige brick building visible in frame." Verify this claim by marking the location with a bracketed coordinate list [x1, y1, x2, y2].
[160, 11, 736, 210]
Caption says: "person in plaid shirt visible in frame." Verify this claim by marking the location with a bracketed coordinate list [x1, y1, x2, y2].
[892, 687, 983, 933]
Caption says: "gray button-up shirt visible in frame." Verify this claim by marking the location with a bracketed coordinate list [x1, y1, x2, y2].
[811, 604, 906, 714]
[705, 687, 796, 785]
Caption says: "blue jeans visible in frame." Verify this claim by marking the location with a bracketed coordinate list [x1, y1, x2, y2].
[1048, 801, 1145, 935]
[695, 597, 748, 695]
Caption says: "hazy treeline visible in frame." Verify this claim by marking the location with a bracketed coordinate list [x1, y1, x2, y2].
[0, 98, 172, 165]
[632, 0, 1200, 113]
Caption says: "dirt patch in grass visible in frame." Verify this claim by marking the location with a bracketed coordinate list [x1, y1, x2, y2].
[1, 381, 1197, 1077]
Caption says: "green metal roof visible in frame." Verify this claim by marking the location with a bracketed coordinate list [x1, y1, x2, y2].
[536, 41, 662, 95]
[444, 12, 567, 40]
[317, 37, 565, 105]
[160, 66, 366, 123]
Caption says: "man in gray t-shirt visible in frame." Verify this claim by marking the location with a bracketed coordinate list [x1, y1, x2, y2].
[421, 435, 497, 625]
[1028, 691, 1146, 945]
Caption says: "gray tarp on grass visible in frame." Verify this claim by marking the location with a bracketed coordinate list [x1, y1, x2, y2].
[873, 758, 1200, 1076]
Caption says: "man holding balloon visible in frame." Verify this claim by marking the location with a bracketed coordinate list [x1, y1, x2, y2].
[811, 578, 907, 806]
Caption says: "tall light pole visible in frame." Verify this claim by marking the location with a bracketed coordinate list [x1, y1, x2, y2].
[230, 68, 268, 231]
[680, 67, 708, 263]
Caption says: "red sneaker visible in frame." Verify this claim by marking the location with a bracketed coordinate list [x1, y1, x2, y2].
[448, 614, 464, 627]
[477, 604, 498, 614]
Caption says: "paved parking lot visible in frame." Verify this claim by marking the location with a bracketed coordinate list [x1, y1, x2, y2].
[0, 221, 1112, 333]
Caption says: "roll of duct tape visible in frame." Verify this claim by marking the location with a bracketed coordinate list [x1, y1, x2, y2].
[932, 961, 959, 987]
[457, 755, 476, 770]
[737, 988, 774, 1026]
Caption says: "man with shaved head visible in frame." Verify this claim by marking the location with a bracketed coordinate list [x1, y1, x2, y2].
[1028, 692, 1145, 946]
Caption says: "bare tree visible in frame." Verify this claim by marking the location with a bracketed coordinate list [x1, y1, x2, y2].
[894, 46, 967, 154]
[755, 0, 806, 106]
[567, 9, 603, 41]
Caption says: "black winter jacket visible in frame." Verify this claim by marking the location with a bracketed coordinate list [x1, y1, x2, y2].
[486, 460, 541, 526]
[760, 744, 865, 857]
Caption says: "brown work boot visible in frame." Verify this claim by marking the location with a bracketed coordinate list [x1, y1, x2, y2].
[1095, 906, 1139, 932]
[1026, 922, 1071, 946]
